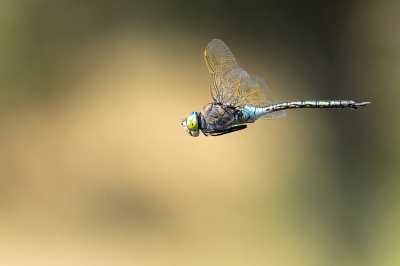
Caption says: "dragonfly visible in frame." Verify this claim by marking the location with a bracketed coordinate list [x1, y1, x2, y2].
[182, 39, 370, 137]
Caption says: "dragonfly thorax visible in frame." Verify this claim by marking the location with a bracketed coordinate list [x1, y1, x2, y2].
[198, 103, 243, 133]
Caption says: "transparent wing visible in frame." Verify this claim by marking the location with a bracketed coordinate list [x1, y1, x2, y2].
[233, 76, 286, 119]
[204, 39, 249, 104]
[261, 109, 286, 120]
[233, 76, 273, 107]
[204, 40, 285, 120]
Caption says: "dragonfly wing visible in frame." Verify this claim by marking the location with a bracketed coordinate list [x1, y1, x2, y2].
[234, 76, 273, 107]
[260, 109, 286, 120]
[204, 39, 284, 120]
[204, 39, 249, 104]
[235, 76, 285, 119]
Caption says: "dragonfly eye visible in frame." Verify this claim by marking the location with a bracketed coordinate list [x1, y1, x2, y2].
[186, 112, 198, 131]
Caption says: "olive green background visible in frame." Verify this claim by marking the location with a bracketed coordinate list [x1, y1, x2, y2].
[0, 0, 398, 265]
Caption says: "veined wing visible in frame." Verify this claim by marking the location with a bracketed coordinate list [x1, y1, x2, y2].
[204, 39, 249, 104]
[204, 40, 285, 119]
[233, 76, 286, 119]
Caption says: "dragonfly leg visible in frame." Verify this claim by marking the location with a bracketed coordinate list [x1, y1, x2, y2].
[200, 129, 209, 136]
[209, 125, 247, 136]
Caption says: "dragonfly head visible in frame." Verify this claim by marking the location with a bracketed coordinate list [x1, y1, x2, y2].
[182, 112, 199, 137]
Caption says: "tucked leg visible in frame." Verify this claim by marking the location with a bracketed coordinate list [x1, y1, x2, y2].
[209, 125, 247, 136]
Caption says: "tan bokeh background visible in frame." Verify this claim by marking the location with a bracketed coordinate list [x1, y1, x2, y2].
[0, 0, 399, 265]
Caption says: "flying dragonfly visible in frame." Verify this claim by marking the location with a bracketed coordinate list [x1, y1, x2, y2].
[182, 39, 370, 137]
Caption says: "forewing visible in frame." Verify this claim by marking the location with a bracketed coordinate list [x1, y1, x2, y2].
[204, 39, 249, 103]
[204, 39, 285, 120]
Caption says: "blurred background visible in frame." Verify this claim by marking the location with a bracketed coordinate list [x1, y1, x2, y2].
[0, 0, 399, 265]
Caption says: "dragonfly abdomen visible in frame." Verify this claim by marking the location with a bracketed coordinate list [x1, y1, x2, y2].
[279, 100, 367, 109]
[242, 100, 370, 122]
[275, 100, 370, 109]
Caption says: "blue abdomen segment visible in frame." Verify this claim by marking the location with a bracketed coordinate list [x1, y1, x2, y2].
[242, 105, 273, 122]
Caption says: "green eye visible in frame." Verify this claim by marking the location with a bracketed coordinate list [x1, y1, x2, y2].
[187, 112, 198, 131]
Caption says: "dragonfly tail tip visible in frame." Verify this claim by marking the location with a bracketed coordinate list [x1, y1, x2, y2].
[354, 101, 371, 107]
